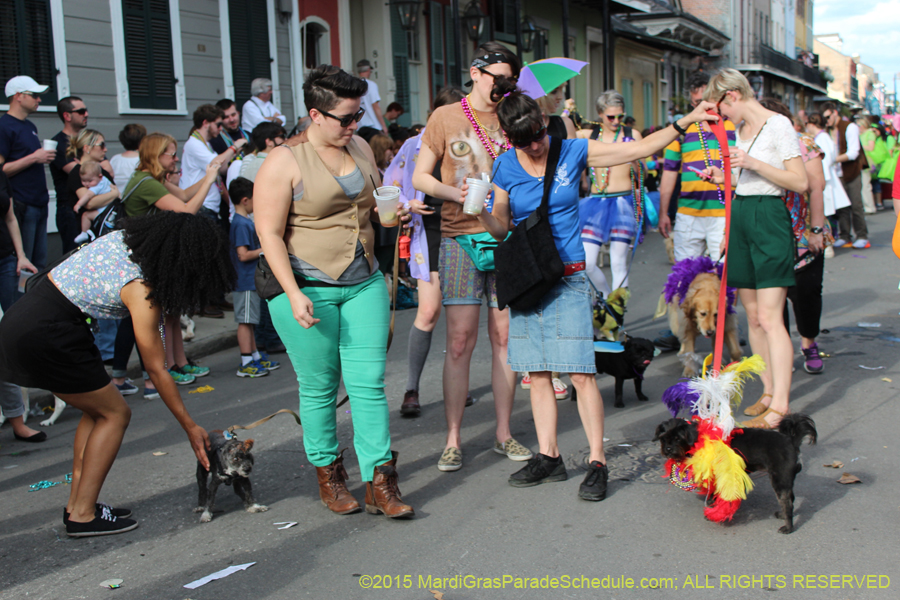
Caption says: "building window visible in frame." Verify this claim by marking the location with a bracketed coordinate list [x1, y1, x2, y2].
[122, 0, 177, 110]
[110, 0, 186, 114]
[621, 78, 633, 117]
[492, 0, 517, 43]
[0, 0, 68, 110]
[407, 28, 421, 63]
[643, 81, 653, 129]
[533, 29, 549, 61]
[226, 0, 271, 107]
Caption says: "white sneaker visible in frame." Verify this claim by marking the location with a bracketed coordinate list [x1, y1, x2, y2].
[832, 238, 849, 248]
[851, 238, 870, 249]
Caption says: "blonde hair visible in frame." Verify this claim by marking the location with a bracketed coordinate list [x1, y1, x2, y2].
[80, 158, 102, 180]
[66, 129, 104, 160]
[136, 133, 178, 182]
[703, 68, 755, 103]
[536, 85, 565, 115]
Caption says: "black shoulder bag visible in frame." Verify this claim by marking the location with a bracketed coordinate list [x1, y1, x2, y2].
[494, 136, 564, 311]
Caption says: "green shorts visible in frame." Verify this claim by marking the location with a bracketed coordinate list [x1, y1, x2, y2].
[727, 194, 796, 289]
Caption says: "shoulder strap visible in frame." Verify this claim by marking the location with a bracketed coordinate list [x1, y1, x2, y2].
[624, 126, 633, 139]
[122, 175, 153, 203]
[590, 125, 601, 140]
[737, 121, 767, 184]
[540, 137, 563, 214]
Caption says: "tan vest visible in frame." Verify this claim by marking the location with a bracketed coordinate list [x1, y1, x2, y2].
[284, 138, 376, 280]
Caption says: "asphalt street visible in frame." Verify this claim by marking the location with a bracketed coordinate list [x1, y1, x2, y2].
[2, 212, 899, 600]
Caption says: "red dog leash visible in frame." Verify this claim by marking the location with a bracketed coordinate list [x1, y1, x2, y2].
[708, 112, 732, 376]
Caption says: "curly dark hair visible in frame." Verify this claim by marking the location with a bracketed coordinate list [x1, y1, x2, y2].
[122, 212, 236, 315]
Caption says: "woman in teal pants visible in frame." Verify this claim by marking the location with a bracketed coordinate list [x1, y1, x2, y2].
[255, 65, 413, 519]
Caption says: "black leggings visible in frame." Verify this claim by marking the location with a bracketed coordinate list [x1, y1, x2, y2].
[783, 253, 824, 339]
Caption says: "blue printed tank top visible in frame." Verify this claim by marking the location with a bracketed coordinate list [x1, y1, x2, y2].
[51, 230, 144, 319]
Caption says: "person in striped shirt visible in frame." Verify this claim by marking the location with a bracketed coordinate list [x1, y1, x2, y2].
[658, 71, 736, 262]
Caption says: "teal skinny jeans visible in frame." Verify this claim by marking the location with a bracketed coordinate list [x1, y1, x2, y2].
[268, 271, 392, 481]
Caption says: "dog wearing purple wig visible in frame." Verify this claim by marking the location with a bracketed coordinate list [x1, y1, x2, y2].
[662, 257, 741, 376]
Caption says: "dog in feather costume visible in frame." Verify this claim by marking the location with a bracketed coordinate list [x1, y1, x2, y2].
[654, 355, 817, 533]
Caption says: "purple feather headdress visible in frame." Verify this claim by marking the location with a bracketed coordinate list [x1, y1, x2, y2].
[662, 379, 701, 417]
[662, 256, 736, 314]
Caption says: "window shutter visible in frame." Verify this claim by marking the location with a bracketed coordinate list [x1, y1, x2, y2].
[0, 0, 58, 105]
[229, 0, 271, 107]
[444, 4, 459, 86]
[122, 0, 176, 110]
[390, 5, 410, 122]
[429, 1, 444, 98]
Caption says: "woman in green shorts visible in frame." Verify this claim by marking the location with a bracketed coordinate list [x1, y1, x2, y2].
[704, 69, 808, 429]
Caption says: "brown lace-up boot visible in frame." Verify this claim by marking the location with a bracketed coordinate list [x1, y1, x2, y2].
[316, 450, 361, 515]
[364, 451, 415, 519]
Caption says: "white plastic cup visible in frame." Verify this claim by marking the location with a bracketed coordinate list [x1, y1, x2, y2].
[373, 186, 401, 226]
[464, 178, 491, 216]
[43, 139, 58, 151]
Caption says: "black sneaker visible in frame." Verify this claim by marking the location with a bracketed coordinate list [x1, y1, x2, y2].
[508, 453, 567, 488]
[578, 461, 609, 501]
[66, 506, 138, 538]
[64, 502, 133, 523]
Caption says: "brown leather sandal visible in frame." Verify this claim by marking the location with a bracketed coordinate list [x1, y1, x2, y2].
[740, 407, 786, 429]
[743, 393, 772, 417]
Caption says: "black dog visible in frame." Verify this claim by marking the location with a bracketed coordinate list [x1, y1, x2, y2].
[195, 430, 268, 523]
[653, 414, 817, 533]
[572, 337, 656, 407]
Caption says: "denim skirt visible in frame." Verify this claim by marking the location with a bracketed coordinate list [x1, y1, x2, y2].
[507, 273, 596, 374]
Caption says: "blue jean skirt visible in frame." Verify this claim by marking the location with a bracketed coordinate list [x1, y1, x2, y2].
[507, 273, 596, 374]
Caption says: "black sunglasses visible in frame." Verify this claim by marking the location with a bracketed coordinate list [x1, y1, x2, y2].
[478, 67, 518, 85]
[604, 114, 625, 122]
[319, 108, 366, 128]
[68, 108, 88, 115]
[512, 125, 547, 149]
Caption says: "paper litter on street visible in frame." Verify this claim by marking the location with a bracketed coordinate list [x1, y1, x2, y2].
[183, 562, 256, 589]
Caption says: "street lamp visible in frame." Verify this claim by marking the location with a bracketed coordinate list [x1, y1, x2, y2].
[521, 17, 537, 53]
[391, 0, 422, 32]
[462, 0, 487, 42]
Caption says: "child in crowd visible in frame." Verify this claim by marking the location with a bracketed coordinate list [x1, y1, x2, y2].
[73, 159, 110, 243]
[229, 177, 280, 377]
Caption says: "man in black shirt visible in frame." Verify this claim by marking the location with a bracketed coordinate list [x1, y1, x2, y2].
[209, 99, 250, 155]
[49, 96, 89, 253]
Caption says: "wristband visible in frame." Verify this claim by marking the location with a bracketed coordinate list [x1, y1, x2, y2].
[672, 121, 688, 136]
[228, 145, 237, 153]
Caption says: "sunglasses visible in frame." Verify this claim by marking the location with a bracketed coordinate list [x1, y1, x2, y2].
[716, 90, 734, 114]
[512, 125, 547, 149]
[68, 108, 88, 115]
[604, 113, 625, 122]
[319, 108, 366, 128]
[90, 141, 106, 149]
[478, 67, 518, 85]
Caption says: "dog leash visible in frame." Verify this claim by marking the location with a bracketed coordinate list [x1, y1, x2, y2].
[227, 224, 402, 435]
[708, 112, 732, 376]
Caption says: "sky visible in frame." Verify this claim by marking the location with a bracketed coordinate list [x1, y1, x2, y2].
[814, 0, 900, 81]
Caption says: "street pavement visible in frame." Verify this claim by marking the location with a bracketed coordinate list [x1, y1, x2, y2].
[2, 211, 899, 600]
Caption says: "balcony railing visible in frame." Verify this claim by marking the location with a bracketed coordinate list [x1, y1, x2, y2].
[744, 43, 826, 89]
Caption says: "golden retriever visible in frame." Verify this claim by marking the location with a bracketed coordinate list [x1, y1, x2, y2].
[667, 272, 742, 376]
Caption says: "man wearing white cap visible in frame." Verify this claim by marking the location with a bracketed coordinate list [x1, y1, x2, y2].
[0, 76, 56, 270]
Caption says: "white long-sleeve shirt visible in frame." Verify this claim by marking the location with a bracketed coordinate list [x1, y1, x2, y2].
[845, 122, 861, 161]
[241, 97, 287, 132]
